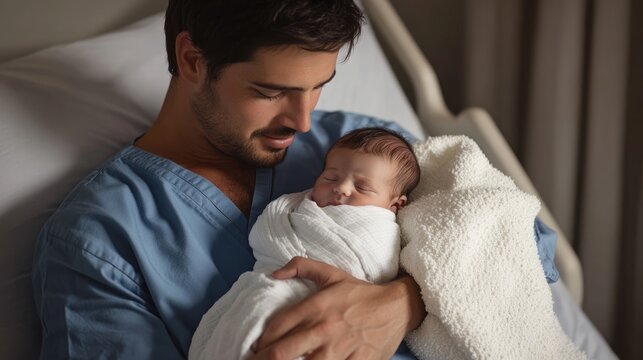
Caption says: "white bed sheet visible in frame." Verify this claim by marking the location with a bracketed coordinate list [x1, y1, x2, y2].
[0, 12, 615, 360]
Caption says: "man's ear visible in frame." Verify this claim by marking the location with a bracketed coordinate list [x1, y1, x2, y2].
[389, 195, 407, 214]
[175, 31, 208, 85]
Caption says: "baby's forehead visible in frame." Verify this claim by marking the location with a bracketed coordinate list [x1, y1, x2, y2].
[327, 146, 389, 160]
[326, 148, 391, 166]
[326, 148, 399, 175]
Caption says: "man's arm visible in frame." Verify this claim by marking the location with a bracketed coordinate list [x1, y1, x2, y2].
[535, 217, 560, 283]
[251, 257, 425, 359]
[33, 234, 183, 359]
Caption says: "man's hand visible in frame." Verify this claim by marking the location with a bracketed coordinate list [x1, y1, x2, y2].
[250, 257, 426, 359]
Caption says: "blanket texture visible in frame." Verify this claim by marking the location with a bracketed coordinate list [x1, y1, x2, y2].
[189, 191, 400, 360]
[398, 135, 585, 359]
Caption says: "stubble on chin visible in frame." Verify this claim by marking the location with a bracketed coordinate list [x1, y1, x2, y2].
[204, 125, 289, 168]
[191, 84, 289, 168]
[239, 138, 289, 167]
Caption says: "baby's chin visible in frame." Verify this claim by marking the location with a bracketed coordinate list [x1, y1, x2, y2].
[313, 199, 334, 208]
[310, 196, 338, 208]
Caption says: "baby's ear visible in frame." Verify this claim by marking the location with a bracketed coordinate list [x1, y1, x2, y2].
[390, 195, 408, 214]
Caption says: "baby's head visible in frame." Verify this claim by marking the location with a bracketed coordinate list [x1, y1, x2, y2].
[311, 128, 420, 214]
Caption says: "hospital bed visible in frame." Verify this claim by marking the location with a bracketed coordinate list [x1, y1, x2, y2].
[0, 0, 616, 358]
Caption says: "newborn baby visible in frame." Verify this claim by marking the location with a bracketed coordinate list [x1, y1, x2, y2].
[189, 127, 420, 360]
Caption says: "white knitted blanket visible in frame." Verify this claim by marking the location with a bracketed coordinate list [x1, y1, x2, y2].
[399, 136, 585, 359]
[189, 191, 400, 360]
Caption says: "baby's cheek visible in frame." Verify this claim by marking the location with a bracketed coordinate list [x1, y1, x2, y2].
[310, 186, 323, 206]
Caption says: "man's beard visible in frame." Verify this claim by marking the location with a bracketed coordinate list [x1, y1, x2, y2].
[191, 84, 292, 168]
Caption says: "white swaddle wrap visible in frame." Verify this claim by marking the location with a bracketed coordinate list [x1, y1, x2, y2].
[398, 135, 585, 359]
[189, 191, 400, 360]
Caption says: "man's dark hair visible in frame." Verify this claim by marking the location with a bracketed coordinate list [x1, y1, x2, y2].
[165, 0, 364, 80]
[329, 127, 420, 197]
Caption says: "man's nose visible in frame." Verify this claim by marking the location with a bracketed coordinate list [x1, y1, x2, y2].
[281, 92, 316, 133]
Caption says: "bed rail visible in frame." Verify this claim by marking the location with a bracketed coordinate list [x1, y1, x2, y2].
[362, 0, 584, 305]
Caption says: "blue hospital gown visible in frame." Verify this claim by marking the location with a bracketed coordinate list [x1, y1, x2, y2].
[32, 111, 558, 359]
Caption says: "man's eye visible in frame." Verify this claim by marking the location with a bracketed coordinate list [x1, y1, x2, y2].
[256, 90, 283, 101]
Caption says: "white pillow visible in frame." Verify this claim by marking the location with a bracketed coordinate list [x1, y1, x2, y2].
[0, 14, 169, 359]
[0, 11, 420, 358]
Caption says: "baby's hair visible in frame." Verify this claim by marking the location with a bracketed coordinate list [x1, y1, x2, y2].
[328, 127, 420, 196]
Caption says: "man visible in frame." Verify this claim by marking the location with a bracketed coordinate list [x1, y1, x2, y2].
[32, 1, 559, 359]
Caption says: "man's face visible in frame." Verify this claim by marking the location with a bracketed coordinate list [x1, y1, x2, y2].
[311, 147, 402, 212]
[191, 45, 338, 167]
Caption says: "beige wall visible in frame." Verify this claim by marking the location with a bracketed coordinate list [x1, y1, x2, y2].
[0, 0, 166, 62]
[390, 0, 465, 113]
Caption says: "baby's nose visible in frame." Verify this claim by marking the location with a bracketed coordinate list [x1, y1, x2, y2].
[333, 183, 351, 196]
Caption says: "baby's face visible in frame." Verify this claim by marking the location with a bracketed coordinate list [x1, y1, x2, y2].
[311, 148, 406, 213]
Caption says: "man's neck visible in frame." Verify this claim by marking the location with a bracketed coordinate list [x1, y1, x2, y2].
[135, 82, 257, 216]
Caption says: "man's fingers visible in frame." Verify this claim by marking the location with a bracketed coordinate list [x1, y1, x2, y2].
[305, 337, 361, 360]
[256, 259, 403, 359]
[305, 347, 338, 360]
[345, 349, 375, 360]
[271, 256, 347, 288]
[254, 300, 312, 351]
[252, 325, 327, 360]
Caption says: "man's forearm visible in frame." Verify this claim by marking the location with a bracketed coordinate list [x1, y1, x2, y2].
[392, 273, 427, 334]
